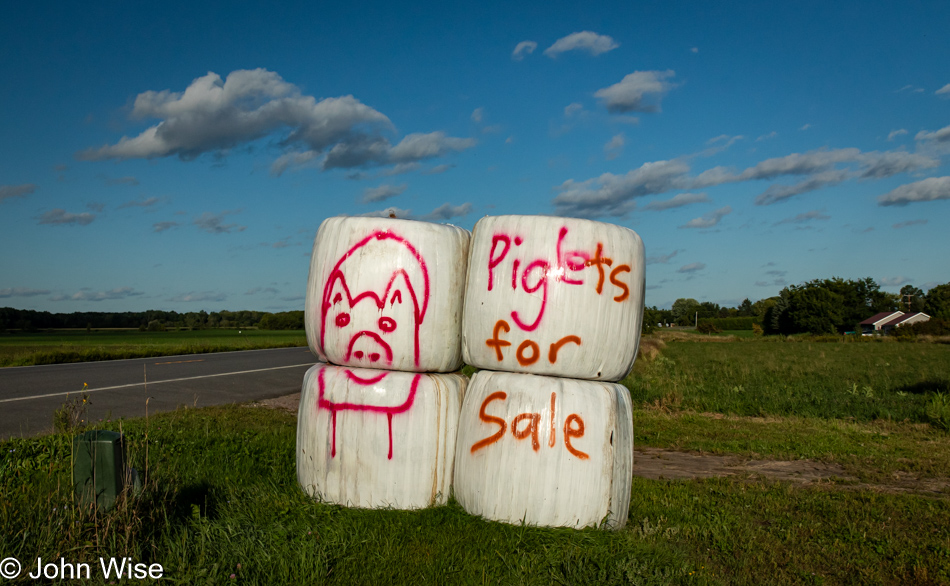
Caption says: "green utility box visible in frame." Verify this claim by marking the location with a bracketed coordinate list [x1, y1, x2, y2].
[72, 430, 139, 510]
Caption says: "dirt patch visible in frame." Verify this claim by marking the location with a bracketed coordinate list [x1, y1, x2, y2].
[257, 392, 948, 496]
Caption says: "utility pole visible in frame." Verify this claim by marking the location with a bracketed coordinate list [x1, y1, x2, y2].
[902, 293, 914, 312]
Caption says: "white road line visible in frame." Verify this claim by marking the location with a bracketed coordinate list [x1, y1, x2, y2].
[0, 363, 315, 404]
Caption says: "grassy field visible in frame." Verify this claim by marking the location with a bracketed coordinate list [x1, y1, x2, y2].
[0, 329, 307, 367]
[1, 335, 948, 584]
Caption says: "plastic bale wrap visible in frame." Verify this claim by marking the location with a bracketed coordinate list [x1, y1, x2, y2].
[305, 216, 471, 373]
[297, 363, 467, 509]
[462, 215, 645, 381]
[453, 370, 633, 529]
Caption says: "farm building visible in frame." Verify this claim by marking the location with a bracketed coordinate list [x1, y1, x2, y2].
[880, 312, 930, 334]
[859, 311, 905, 335]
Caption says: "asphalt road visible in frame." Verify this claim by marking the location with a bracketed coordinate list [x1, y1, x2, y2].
[0, 347, 318, 440]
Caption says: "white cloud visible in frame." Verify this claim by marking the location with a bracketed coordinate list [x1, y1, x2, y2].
[754, 170, 849, 205]
[419, 202, 473, 222]
[0, 287, 50, 298]
[642, 192, 709, 211]
[604, 133, 625, 160]
[37, 209, 95, 225]
[362, 183, 407, 203]
[423, 164, 453, 175]
[320, 132, 476, 171]
[878, 176, 950, 206]
[892, 219, 927, 229]
[168, 291, 227, 303]
[679, 206, 731, 229]
[246, 287, 279, 295]
[0, 183, 37, 202]
[552, 159, 690, 217]
[512, 41, 538, 61]
[77, 69, 393, 163]
[897, 85, 924, 94]
[383, 162, 422, 176]
[543, 32, 619, 58]
[691, 47, 699, 54]
[471, 108, 484, 124]
[646, 250, 680, 264]
[887, 129, 908, 141]
[118, 196, 163, 209]
[858, 151, 939, 178]
[800, 123, 812, 131]
[194, 210, 246, 233]
[594, 70, 676, 113]
[937, 84, 950, 97]
[677, 262, 706, 273]
[270, 150, 320, 176]
[756, 131, 778, 142]
[56, 287, 144, 302]
[774, 210, 831, 225]
[153, 221, 178, 232]
[915, 123, 950, 142]
[564, 103, 585, 117]
[878, 276, 912, 287]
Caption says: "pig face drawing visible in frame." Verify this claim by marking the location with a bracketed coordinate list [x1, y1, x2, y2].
[320, 231, 430, 370]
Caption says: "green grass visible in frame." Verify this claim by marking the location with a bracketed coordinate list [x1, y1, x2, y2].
[625, 336, 950, 424]
[0, 329, 307, 367]
[2, 405, 947, 585]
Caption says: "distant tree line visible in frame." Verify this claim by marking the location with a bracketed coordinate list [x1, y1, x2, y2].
[0, 308, 305, 332]
[644, 278, 950, 336]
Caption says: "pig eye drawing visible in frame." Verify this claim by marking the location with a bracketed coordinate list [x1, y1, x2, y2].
[335, 313, 351, 327]
[378, 317, 397, 332]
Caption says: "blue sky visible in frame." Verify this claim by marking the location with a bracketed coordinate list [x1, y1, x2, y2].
[2, 0, 949, 313]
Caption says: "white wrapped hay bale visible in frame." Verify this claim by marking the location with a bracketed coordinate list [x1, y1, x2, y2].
[453, 370, 633, 529]
[306, 216, 471, 373]
[297, 363, 467, 509]
[462, 215, 645, 381]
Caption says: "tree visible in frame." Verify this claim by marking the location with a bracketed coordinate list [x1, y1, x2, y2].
[671, 298, 700, 326]
[737, 298, 754, 317]
[926, 283, 950, 319]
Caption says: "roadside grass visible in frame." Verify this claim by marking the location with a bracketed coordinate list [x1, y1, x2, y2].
[2, 405, 948, 584]
[624, 335, 950, 425]
[0, 329, 307, 367]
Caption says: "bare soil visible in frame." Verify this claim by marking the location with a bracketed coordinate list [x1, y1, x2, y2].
[255, 392, 949, 496]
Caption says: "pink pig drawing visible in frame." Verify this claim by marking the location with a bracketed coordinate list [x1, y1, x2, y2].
[320, 230, 430, 369]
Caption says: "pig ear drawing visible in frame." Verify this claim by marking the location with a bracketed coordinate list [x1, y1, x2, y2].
[324, 273, 350, 311]
[387, 271, 414, 309]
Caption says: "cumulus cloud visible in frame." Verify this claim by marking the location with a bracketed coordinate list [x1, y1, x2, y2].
[915, 124, 950, 142]
[642, 192, 709, 211]
[858, 151, 940, 178]
[0, 183, 37, 202]
[321, 131, 476, 171]
[646, 250, 680, 264]
[935, 84, 950, 96]
[168, 291, 227, 303]
[78, 69, 393, 162]
[679, 206, 731, 229]
[471, 108, 484, 124]
[564, 103, 585, 118]
[37, 209, 95, 226]
[53, 287, 144, 302]
[604, 133, 625, 160]
[677, 262, 706, 273]
[878, 176, 950, 206]
[419, 202, 473, 222]
[552, 159, 690, 217]
[512, 41, 538, 61]
[119, 196, 163, 209]
[153, 221, 179, 232]
[594, 70, 676, 113]
[194, 210, 246, 233]
[270, 150, 320, 176]
[893, 219, 927, 229]
[753, 170, 849, 205]
[756, 131, 778, 142]
[887, 129, 908, 141]
[423, 164, 453, 175]
[544, 31, 619, 57]
[0, 287, 50, 298]
[362, 183, 407, 203]
[774, 210, 831, 225]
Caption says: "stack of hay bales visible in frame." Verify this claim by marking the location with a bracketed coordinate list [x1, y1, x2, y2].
[453, 215, 644, 529]
[297, 217, 471, 509]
